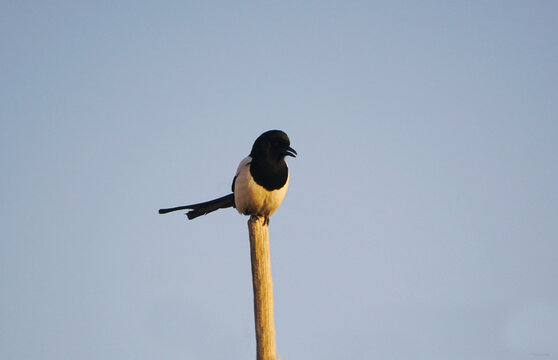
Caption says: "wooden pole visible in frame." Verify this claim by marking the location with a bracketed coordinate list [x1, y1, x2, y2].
[248, 216, 277, 360]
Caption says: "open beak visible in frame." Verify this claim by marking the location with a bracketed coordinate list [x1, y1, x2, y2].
[284, 146, 297, 158]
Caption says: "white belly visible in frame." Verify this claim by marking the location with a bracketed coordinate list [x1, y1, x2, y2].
[234, 157, 289, 217]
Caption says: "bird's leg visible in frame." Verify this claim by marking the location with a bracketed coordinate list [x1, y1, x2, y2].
[250, 215, 270, 226]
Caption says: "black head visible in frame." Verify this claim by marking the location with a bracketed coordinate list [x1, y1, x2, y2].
[250, 130, 297, 161]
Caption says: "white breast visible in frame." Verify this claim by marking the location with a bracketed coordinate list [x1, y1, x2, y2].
[233, 156, 289, 217]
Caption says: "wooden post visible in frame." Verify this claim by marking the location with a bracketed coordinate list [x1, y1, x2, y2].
[248, 216, 277, 360]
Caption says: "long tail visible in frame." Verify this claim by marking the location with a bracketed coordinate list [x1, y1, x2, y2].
[158, 193, 235, 220]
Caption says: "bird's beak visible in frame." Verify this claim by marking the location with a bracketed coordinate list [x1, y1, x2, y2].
[284, 146, 297, 158]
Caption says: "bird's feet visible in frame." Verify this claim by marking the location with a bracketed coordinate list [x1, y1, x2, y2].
[249, 215, 270, 227]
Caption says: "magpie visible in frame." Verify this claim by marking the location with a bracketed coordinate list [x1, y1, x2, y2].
[158, 130, 296, 224]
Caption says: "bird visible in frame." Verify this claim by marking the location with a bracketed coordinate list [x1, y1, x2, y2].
[158, 130, 296, 225]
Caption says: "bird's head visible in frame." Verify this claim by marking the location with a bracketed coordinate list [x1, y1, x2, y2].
[250, 130, 297, 161]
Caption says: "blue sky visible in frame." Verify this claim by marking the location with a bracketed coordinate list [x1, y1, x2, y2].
[2, 1, 557, 359]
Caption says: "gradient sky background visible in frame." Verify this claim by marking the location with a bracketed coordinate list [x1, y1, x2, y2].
[2, 1, 557, 359]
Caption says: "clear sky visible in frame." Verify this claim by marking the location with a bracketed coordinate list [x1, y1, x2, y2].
[2, 1, 557, 359]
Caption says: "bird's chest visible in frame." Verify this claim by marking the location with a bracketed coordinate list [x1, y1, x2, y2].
[234, 166, 289, 217]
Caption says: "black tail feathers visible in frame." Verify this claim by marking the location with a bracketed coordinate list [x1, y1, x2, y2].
[158, 193, 235, 220]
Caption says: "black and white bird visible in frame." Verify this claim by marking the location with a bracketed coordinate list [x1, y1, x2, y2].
[159, 130, 296, 224]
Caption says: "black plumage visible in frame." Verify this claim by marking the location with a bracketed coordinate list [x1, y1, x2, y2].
[158, 130, 296, 221]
